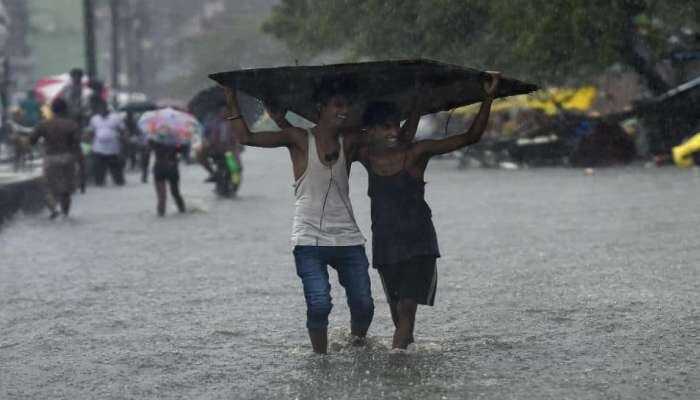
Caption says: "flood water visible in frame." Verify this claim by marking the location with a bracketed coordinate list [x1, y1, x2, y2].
[1, 148, 699, 399]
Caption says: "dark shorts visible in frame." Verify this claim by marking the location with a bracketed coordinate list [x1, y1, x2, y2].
[378, 256, 437, 306]
[153, 163, 179, 183]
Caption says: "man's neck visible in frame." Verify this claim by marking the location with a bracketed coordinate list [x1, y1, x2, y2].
[313, 120, 339, 142]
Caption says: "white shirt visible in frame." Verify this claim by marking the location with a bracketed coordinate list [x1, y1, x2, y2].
[291, 130, 365, 247]
[90, 113, 124, 155]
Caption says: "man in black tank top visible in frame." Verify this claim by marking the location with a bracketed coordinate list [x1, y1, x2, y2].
[357, 72, 501, 350]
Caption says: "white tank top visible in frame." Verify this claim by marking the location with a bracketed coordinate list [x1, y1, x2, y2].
[291, 130, 366, 247]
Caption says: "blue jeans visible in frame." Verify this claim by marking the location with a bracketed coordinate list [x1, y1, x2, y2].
[293, 245, 374, 331]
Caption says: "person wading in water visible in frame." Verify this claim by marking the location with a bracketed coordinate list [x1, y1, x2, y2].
[141, 140, 187, 217]
[30, 98, 85, 219]
[356, 72, 500, 350]
[222, 78, 374, 354]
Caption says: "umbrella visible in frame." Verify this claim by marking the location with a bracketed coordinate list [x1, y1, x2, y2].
[209, 58, 538, 130]
[138, 107, 203, 146]
[33, 73, 106, 105]
[188, 86, 264, 126]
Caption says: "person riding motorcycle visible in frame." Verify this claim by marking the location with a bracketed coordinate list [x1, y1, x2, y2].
[195, 102, 243, 192]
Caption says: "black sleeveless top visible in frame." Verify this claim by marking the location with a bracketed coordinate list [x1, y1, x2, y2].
[367, 158, 440, 268]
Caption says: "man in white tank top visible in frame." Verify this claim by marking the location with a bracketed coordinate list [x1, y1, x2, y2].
[222, 78, 374, 354]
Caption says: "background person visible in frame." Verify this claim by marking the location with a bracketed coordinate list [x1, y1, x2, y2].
[30, 98, 85, 219]
[87, 99, 126, 186]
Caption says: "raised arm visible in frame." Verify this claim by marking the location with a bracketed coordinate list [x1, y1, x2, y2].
[413, 72, 500, 157]
[223, 86, 301, 148]
[265, 102, 293, 129]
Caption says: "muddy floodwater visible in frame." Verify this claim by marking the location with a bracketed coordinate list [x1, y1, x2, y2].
[1, 148, 698, 399]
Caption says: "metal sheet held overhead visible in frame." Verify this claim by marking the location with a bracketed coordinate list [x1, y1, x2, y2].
[209, 59, 538, 129]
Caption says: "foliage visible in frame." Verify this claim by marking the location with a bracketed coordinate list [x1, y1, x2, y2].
[263, 0, 700, 92]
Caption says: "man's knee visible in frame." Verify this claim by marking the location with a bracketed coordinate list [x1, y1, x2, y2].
[397, 298, 417, 313]
[306, 298, 332, 329]
[349, 291, 374, 311]
[346, 273, 374, 318]
[349, 295, 374, 325]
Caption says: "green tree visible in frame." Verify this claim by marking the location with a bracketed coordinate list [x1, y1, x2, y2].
[263, 0, 700, 93]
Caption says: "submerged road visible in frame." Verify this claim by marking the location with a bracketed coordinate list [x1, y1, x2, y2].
[1, 147, 699, 399]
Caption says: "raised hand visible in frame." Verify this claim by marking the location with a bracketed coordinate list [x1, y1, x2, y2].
[221, 86, 237, 109]
[483, 71, 501, 100]
[265, 102, 287, 121]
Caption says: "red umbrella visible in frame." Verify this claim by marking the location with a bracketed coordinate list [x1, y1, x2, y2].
[33, 74, 108, 105]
